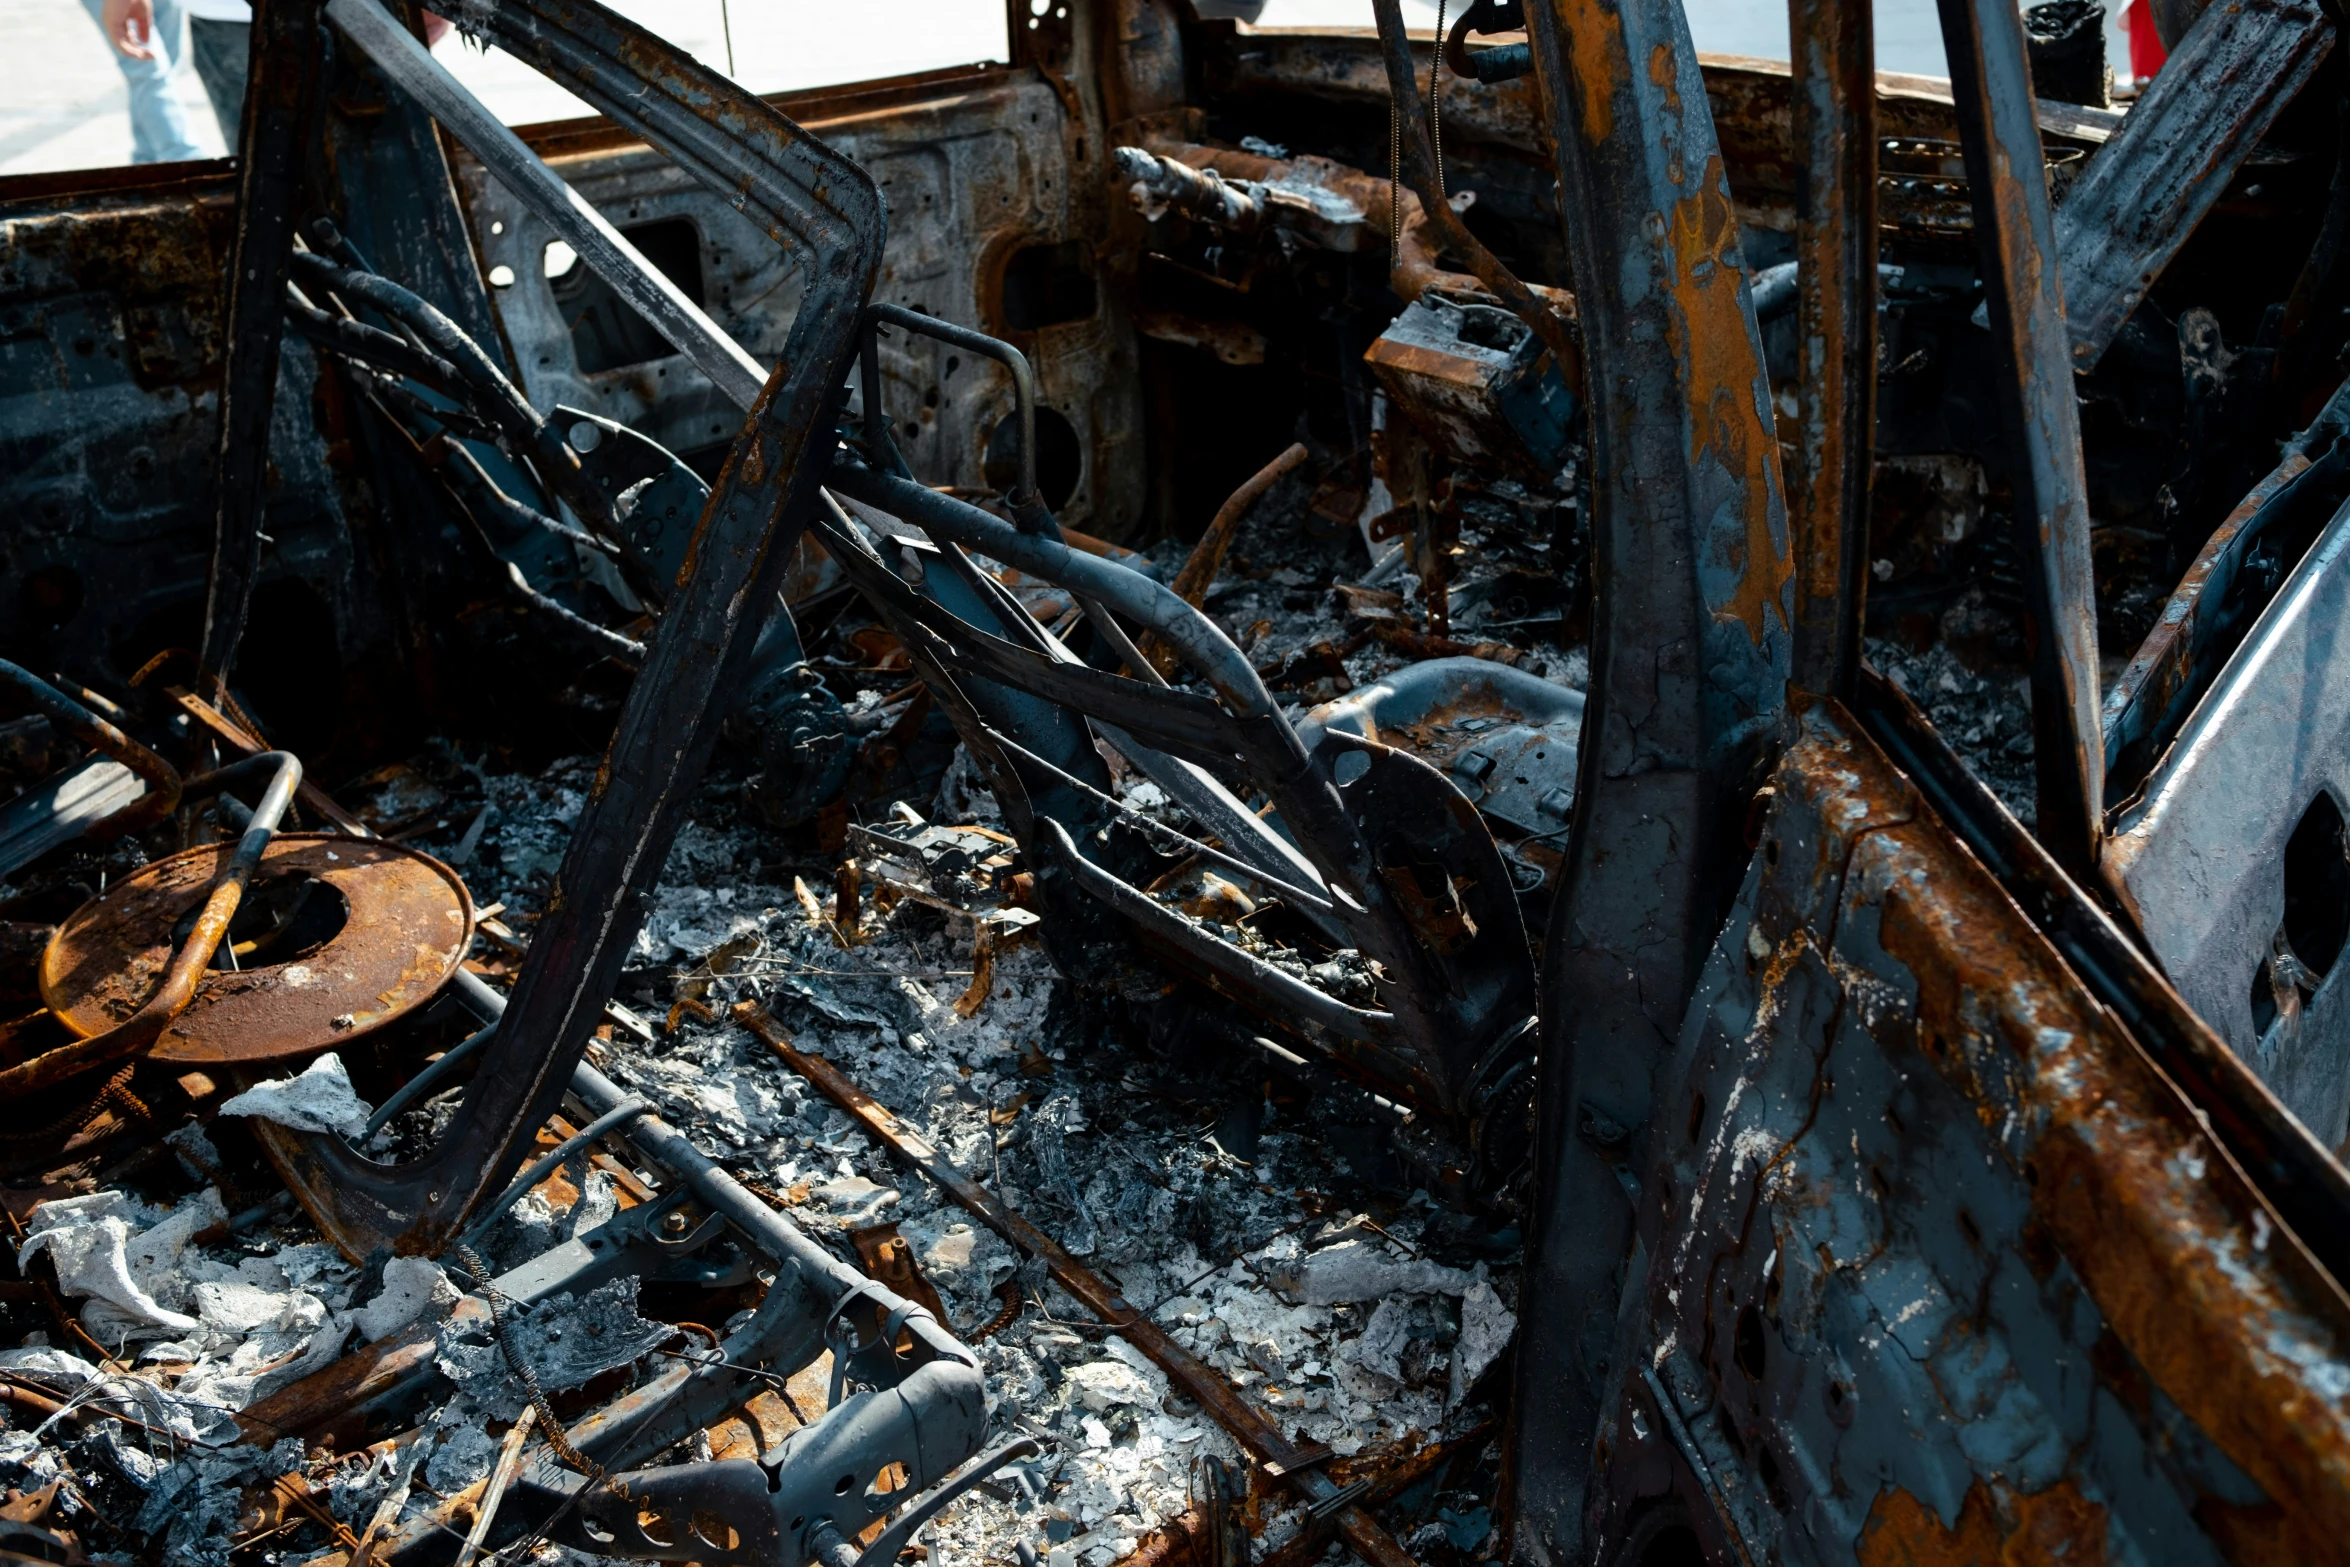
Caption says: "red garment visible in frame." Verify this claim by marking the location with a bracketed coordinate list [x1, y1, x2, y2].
[2126, 0, 2169, 79]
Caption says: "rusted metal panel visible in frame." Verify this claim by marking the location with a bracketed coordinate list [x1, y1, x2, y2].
[2056, 0, 2337, 372]
[2106, 488, 2350, 1148]
[1593, 698, 2350, 1564]
[39, 834, 471, 1065]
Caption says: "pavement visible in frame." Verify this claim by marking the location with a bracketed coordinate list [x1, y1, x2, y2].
[0, 0, 2129, 183]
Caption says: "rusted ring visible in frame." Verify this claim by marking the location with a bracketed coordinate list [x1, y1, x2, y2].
[39, 834, 474, 1065]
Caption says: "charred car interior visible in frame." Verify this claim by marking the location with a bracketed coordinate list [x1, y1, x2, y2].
[3, 0, 2350, 1562]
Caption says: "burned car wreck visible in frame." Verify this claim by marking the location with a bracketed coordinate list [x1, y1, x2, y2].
[3, 0, 2350, 1561]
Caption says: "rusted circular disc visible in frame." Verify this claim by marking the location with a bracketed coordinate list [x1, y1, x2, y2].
[39, 833, 475, 1065]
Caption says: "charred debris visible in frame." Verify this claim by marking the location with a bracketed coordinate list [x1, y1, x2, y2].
[3, 0, 2350, 1563]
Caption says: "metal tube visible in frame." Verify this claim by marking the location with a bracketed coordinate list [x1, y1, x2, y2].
[0, 752, 302, 1095]
[868, 303, 1039, 508]
[1934, 0, 2105, 877]
[1786, 0, 1877, 702]
[826, 460, 1279, 721]
[457, 1097, 654, 1246]
[364, 1020, 496, 1136]
[322, 0, 769, 410]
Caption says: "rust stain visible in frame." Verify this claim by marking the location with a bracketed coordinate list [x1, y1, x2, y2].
[39, 835, 473, 1065]
[1663, 158, 1790, 646]
[1555, 0, 1628, 145]
[1857, 1476, 2107, 1567]
[1646, 42, 1683, 119]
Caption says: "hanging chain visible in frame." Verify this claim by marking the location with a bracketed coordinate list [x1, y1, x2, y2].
[1389, 97, 1404, 273]
[1430, 0, 1451, 203]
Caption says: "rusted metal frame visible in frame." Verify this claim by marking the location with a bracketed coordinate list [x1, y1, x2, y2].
[2055, 0, 2337, 372]
[196, 0, 328, 699]
[0, 752, 300, 1097]
[2100, 373, 2350, 808]
[820, 472, 1402, 928]
[0, 662, 181, 852]
[1367, 0, 1578, 381]
[737, 1006, 1423, 1567]
[820, 470, 1519, 1115]
[817, 498, 1344, 964]
[823, 470, 1395, 902]
[1934, 0, 2104, 879]
[321, 0, 769, 409]
[868, 303, 1042, 512]
[247, 0, 882, 1258]
[1857, 668, 2350, 1295]
[1509, 0, 1794, 1547]
[1596, 698, 2350, 1563]
[1785, 0, 1876, 702]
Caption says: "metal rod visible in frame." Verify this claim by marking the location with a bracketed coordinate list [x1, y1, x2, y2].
[1934, 0, 2105, 876]
[457, 1097, 654, 1247]
[868, 303, 1039, 509]
[199, 0, 327, 700]
[1786, 0, 1876, 702]
[364, 1021, 497, 1136]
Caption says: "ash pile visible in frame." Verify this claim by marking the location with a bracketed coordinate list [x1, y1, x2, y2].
[0, 342, 1572, 1563]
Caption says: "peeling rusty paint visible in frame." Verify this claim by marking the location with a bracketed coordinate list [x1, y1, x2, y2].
[1857, 1477, 2109, 1567]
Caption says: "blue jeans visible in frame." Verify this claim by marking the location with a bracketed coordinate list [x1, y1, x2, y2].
[81, 0, 205, 164]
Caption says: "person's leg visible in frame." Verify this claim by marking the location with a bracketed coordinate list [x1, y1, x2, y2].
[82, 0, 204, 163]
[189, 17, 252, 150]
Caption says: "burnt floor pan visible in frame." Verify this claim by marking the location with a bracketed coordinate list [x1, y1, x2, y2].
[1, 1, 2349, 1565]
